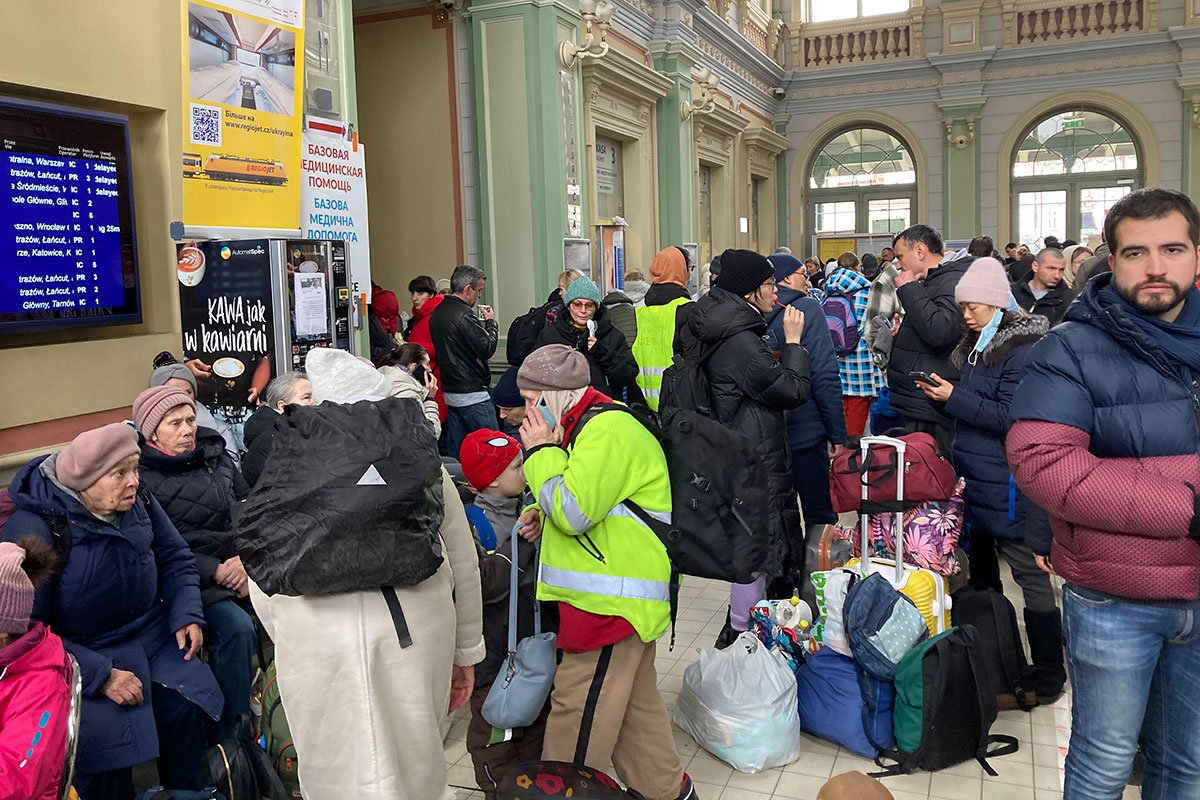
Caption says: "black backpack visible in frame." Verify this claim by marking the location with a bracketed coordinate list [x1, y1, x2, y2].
[506, 302, 553, 366]
[234, 398, 445, 598]
[571, 392, 770, 585]
[205, 730, 290, 800]
[876, 626, 1019, 776]
[951, 586, 1037, 711]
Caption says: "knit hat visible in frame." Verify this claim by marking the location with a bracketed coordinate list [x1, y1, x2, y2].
[132, 386, 195, 439]
[149, 363, 197, 394]
[563, 275, 601, 307]
[954, 257, 1012, 308]
[649, 247, 688, 287]
[435, 278, 452, 294]
[715, 249, 774, 297]
[55, 422, 141, 492]
[0, 538, 57, 635]
[459, 429, 522, 490]
[768, 253, 804, 284]
[517, 344, 591, 391]
[493, 366, 523, 408]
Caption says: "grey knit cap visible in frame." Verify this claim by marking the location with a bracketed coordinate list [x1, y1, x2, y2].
[516, 344, 591, 391]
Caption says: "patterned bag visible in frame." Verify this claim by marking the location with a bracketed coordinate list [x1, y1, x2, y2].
[854, 479, 966, 577]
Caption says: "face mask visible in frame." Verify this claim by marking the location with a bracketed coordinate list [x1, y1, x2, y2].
[975, 309, 1003, 353]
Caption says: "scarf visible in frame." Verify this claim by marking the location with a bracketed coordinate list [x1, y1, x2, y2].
[1098, 283, 1200, 378]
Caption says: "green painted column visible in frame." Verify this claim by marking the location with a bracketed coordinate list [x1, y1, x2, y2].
[650, 41, 701, 250]
[937, 96, 986, 241]
[468, 0, 586, 319]
[1178, 78, 1200, 198]
[775, 113, 790, 247]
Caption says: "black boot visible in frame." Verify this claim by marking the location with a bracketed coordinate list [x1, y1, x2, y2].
[714, 607, 739, 649]
[1024, 607, 1067, 704]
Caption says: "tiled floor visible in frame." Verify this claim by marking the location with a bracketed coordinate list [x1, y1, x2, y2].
[445, 568, 1143, 800]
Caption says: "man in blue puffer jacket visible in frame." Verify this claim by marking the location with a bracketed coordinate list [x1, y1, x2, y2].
[765, 253, 847, 532]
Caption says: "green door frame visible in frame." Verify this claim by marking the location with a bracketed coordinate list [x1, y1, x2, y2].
[1011, 171, 1140, 243]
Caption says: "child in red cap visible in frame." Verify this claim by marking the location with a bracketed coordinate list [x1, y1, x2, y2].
[458, 429, 557, 797]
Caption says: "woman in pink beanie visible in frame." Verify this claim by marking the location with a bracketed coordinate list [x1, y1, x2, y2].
[916, 256, 1066, 703]
[0, 536, 71, 800]
[0, 423, 222, 799]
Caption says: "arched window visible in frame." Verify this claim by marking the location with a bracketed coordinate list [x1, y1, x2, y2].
[1011, 109, 1141, 248]
[808, 127, 916, 238]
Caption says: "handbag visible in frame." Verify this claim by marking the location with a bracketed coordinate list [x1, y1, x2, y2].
[481, 525, 557, 729]
[830, 432, 956, 514]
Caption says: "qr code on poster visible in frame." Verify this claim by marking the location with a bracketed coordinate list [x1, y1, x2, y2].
[190, 104, 222, 146]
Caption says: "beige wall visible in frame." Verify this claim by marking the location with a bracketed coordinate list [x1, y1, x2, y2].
[0, 0, 183, 437]
[354, 12, 462, 301]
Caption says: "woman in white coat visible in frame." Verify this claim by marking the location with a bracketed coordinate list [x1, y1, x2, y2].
[249, 349, 486, 800]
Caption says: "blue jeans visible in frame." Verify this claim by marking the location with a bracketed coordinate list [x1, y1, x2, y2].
[447, 398, 497, 460]
[1062, 583, 1200, 800]
[205, 598, 257, 742]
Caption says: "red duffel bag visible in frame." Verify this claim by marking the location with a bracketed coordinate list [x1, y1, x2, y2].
[830, 433, 957, 513]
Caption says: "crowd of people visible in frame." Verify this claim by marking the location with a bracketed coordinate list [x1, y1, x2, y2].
[2, 188, 1199, 800]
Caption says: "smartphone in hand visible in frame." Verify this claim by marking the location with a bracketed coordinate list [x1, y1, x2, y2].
[534, 394, 557, 429]
[908, 371, 941, 387]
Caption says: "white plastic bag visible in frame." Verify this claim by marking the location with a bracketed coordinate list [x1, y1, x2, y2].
[672, 632, 801, 773]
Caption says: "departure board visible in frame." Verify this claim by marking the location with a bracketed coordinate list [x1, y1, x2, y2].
[0, 96, 141, 333]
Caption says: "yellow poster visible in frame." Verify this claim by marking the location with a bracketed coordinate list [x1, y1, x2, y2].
[181, 0, 304, 231]
[818, 237, 857, 264]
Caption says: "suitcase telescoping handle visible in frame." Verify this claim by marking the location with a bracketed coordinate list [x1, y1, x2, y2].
[858, 435, 906, 587]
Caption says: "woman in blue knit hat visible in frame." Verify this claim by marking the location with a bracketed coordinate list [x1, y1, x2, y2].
[535, 275, 645, 407]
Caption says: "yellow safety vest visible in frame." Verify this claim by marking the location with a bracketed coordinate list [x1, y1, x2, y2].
[632, 298, 689, 412]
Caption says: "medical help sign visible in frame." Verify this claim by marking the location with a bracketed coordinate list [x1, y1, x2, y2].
[300, 128, 371, 288]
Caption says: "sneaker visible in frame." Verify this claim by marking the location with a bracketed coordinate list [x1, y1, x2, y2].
[677, 774, 698, 800]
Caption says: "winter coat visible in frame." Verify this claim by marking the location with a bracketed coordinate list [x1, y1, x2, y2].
[535, 304, 645, 407]
[824, 268, 885, 397]
[886, 254, 974, 425]
[195, 403, 239, 462]
[429, 295, 498, 395]
[942, 314, 1048, 539]
[602, 291, 638, 347]
[408, 294, 447, 420]
[378, 365, 442, 438]
[470, 492, 558, 688]
[644, 282, 691, 308]
[249, 466, 484, 800]
[1010, 279, 1077, 327]
[0, 622, 70, 800]
[764, 286, 847, 451]
[1, 455, 222, 775]
[139, 429, 250, 607]
[1008, 273, 1200, 601]
[240, 405, 280, 489]
[677, 287, 812, 575]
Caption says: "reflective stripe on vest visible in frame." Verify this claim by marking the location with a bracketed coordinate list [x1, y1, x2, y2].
[607, 503, 671, 527]
[539, 563, 671, 603]
[538, 475, 596, 535]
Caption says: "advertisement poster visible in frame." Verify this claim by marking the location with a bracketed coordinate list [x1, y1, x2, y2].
[299, 125, 372, 294]
[176, 239, 277, 448]
[182, 0, 304, 231]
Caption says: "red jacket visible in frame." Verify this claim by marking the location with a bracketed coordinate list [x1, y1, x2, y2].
[408, 294, 447, 421]
[370, 282, 401, 336]
[0, 622, 70, 800]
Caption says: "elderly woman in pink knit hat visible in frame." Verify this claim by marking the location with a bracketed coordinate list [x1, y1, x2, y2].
[915, 257, 1065, 704]
[133, 385, 256, 744]
[1, 422, 221, 799]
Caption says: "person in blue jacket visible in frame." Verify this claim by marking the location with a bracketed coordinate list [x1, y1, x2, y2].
[917, 257, 1065, 703]
[765, 254, 848, 525]
[1, 422, 222, 800]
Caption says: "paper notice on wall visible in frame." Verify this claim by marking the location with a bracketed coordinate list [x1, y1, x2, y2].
[295, 272, 329, 336]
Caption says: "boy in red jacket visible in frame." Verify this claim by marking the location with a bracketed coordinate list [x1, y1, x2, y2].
[0, 536, 70, 800]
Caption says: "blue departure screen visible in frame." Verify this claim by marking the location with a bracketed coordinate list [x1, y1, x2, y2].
[0, 96, 141, 333]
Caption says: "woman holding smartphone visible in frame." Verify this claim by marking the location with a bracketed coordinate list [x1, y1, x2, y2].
[914, 257, 1065, 705]
[377, 342, 443, 437]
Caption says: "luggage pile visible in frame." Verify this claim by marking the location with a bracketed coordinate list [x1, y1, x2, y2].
[673, 435, 1021, 779]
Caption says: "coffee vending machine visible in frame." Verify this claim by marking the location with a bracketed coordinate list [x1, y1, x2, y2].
[176, 238, 359, 448]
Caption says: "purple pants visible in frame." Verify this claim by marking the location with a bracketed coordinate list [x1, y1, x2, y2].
[730, 575, 768, 631]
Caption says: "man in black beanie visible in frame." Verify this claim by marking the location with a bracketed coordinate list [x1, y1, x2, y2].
[675, 249, 812, 647]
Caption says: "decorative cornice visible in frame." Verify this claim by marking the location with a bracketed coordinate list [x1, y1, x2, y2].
[694, 37, 775, 95]
[788, 76, 940, 100]
[982, 51, 1177, 81]
[742, 124, 789, 157]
